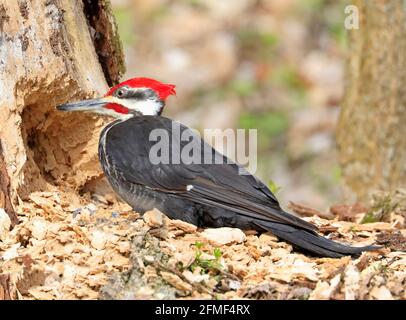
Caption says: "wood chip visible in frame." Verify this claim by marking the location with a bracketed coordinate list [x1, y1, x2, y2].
[355, 222, 393, 231]
[309, 274, 341, 300]
[168, 219, 197, 233]
[30, 217, 48, 240]
[288, 201, 334, 220]
[182, 270, 210, 283]
[160, 271, 192, 293]
[330, 203, 367, 221]
[143, 208, 164, 227]
[201, 227, 246, 245]
[28, 288, 55, 300]
[1, 243, 21, 261]
[370, 286, 394, 300]
[344, 263, 360, 300]
[90, 230, 108, 250]
[0, 208, 11, 241]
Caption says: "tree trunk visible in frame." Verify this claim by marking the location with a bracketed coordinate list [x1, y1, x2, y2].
[337, 0, 406, 201]
[0, 0, 124, 224]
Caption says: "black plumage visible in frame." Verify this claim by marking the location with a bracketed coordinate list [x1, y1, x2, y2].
[99, 116, 377, 258]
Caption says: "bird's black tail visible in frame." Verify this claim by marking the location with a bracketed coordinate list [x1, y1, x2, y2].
[254, 219, 378, 258]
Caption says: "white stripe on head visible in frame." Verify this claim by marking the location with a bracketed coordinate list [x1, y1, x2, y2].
[110, 87, 163, 116]
[120, 98, 162, 116]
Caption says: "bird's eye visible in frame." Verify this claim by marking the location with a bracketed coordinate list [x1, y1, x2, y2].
[116, 89, 124, 97]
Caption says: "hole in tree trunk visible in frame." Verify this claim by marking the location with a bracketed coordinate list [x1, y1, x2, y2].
[19, 102, 101, 199]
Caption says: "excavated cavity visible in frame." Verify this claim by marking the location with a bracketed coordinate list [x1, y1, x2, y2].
[19, 88, 103, 199]
[22, 104, 66, 184]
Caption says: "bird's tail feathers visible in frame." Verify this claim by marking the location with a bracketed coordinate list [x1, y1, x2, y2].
[254, 220, 379, 258]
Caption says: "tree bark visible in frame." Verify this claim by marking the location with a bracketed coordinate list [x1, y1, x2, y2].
[0, 0, 124, 224]
[337, 0, 406, 201]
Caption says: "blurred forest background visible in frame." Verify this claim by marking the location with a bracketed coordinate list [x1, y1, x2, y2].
[111, 0, 346, 210]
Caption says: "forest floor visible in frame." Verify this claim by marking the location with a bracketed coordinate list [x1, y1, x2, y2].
[0, 189, 405, 300]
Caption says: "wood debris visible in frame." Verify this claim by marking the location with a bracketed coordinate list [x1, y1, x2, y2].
[288, 201, 334, 220]
[330, 203, 367, 222]
[370, 286, 394, 300]
[201, 227, 246, 245]
[143, 209, 164, 228]
[0, 191, 405, 300]
[0, 209, 11, 241]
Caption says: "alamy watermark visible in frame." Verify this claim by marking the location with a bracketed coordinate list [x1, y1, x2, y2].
[148, 122, 257, 175]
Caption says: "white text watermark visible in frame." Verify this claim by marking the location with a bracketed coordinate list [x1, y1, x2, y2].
[149, 122, 257, 175]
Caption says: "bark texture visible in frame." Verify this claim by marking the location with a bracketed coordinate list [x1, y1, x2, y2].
[0, 0, 124, 222]
[337, 0, 406, 201]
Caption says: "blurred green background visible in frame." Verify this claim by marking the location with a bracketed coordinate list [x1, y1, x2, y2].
[111, 0, 347, 210]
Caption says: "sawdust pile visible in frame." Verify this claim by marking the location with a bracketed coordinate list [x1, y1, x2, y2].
[0, 189, 405, 300]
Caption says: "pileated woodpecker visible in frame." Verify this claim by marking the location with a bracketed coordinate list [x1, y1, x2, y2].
[57, 77, 376, 258]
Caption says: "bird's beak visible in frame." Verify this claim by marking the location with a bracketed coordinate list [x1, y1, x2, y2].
[56, 96, 113, 112]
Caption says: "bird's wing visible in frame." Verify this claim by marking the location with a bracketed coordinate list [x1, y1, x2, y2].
[104, 116, 316, 232]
